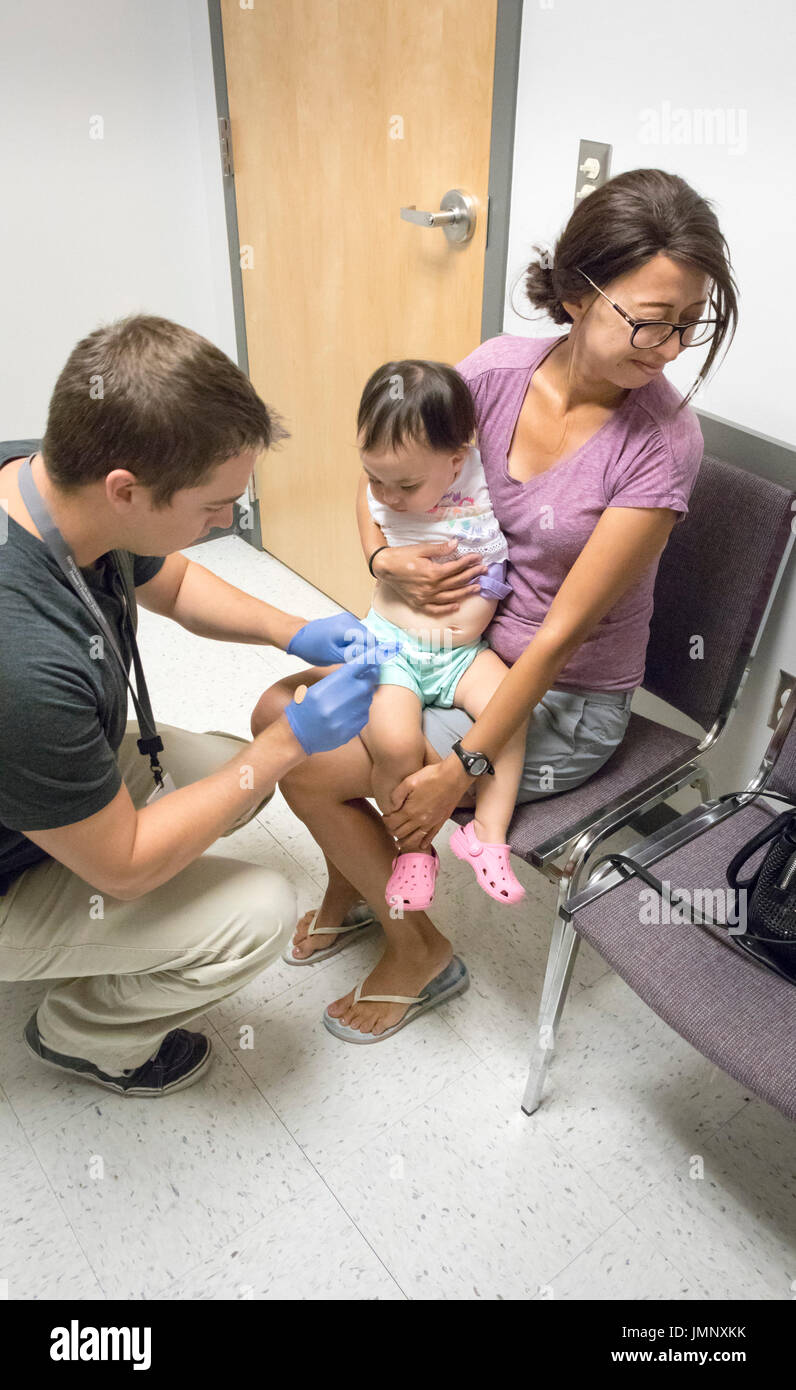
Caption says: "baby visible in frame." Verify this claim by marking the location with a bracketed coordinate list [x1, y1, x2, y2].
[356, 359, 528, 909]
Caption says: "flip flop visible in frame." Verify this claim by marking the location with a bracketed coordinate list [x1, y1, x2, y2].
[322, 955, 469, 1044]
[282, 902, 379, 966]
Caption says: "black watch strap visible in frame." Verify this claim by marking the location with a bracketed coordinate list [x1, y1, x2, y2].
[452, 739, 495, 777]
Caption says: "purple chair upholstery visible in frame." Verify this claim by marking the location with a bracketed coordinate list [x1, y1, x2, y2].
[505, 715, 698, 868]
[560, 689, 796, 1120]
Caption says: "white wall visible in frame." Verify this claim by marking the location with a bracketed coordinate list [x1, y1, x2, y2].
[0, 0, 235, 434]
[504, 0, 795, 442]
[504, 0, 796, 792]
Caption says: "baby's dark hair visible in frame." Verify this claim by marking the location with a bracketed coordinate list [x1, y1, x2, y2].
[356, 360, 475, 455]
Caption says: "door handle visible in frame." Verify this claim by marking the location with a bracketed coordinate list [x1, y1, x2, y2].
[400, 188, 477, 244]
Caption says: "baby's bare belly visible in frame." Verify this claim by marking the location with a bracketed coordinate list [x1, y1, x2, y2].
[372, 581, 497, 647]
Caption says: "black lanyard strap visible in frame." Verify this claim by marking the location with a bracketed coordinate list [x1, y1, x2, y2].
[17, 455, 165, 789]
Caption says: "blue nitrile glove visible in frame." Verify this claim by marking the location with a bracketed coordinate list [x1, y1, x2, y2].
[284, 657, 381, 755]
[286, 613, 372, 666]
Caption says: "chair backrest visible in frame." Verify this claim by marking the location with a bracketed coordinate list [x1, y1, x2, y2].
[643, 454, 794, 732]
[765, 685, 796, 800]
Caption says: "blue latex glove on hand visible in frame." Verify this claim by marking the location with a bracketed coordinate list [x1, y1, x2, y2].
[287, 613, 373, 667]
[284, 657, 380, 755]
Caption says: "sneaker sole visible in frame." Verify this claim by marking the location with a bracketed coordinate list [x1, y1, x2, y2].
[23, 1019, 213, 1097]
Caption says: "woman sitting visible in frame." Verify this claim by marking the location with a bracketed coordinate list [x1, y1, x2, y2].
[251, 166, 737, 1043]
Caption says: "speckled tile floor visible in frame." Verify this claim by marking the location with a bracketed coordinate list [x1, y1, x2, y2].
[1, 535, 792, 1302]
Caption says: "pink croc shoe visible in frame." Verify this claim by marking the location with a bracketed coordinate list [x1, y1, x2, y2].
[450, 820, 526, 905]
[385, 847, 440, 911]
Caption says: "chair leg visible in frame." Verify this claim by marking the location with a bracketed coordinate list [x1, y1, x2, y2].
[538, 871, 575, 1017]
[693, 766, 712, 803]
[529, 841, 597, 1110]
[522, 760, 715, 1115]
[522, 911, 581, 1115]
[538, 834, 597, 1016]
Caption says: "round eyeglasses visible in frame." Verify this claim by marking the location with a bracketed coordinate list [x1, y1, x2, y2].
[577, 269, 717, 349]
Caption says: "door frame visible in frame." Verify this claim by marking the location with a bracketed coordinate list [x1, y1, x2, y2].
[206, 0, 523, 550]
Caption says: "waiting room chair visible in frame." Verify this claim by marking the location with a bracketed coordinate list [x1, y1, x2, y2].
[453, 453, 794, 1112]
[524, 684, 796, 1120]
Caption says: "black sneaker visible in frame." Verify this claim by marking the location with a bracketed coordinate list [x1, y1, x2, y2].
[23, 1012, 213, 1096]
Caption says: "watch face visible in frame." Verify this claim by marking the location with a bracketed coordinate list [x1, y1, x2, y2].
[470, 755, 488, 776]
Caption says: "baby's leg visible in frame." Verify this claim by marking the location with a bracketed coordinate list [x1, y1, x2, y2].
[360, 684, 426, 823]
[452, 649, 528, 844]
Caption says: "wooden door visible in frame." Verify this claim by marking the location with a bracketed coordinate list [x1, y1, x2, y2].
[220, 0, 498, 615]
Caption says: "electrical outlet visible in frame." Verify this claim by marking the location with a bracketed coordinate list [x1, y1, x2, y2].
[574, 140, 612, 206]
[768, 669, 795, 731]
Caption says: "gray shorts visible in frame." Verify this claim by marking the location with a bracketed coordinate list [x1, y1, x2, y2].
[422, 686, 634, 804]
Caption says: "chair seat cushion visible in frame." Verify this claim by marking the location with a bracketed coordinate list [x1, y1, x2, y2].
[571, 803, 796, 1119]
[453, 713, 700, 865]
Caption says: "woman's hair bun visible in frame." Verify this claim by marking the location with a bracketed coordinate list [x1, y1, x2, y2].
[523, 247, 572, 326]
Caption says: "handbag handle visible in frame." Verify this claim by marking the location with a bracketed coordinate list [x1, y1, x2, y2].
[588, 850, 796, 947]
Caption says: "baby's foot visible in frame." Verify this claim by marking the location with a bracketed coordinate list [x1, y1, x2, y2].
[385, 847, 440, 912]
[450, 820, 525, 904]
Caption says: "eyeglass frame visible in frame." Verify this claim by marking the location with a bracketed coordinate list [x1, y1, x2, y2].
[576, 268, 718, 349]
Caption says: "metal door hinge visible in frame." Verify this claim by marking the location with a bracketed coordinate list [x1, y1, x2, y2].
[218, 117, 234, 178]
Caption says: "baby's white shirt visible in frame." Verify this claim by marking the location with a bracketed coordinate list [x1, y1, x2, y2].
[366, 446, 509, 565]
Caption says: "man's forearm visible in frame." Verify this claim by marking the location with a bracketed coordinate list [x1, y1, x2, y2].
[170, 559, 305, 648]
[125, 715, 304, 899]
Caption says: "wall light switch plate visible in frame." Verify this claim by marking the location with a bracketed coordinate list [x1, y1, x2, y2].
[574, 140, 612, 206]
[768, 670, 795, 731]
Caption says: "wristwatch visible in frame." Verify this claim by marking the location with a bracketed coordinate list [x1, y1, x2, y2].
[452, 739, 495, 777]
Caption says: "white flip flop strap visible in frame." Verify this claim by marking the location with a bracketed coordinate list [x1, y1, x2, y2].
[307, 911, 369, 938]
[353, 982, 426, 1006]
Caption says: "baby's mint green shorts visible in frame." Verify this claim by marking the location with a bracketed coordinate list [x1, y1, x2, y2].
[364, 607, 488, 709]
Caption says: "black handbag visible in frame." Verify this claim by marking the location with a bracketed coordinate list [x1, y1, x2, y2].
[724, 803, 796, 983]
[590, 790, 796, 987]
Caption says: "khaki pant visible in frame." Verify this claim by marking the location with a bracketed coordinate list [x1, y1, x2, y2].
[0, 722, 295, 1074]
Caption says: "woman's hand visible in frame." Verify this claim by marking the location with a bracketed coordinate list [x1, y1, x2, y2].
[373, 540, 486, 616]
[384, 756, 472, 851]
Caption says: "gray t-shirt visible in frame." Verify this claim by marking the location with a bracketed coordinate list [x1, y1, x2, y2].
[0, 440, 165, 884]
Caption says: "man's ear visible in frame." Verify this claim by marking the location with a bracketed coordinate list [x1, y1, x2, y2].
[105, 469, 140, 508]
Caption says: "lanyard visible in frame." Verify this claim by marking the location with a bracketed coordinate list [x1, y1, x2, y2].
[17, 455, 167, 790]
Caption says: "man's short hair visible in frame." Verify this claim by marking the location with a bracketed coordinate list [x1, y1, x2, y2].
[42, 314, 289, 506]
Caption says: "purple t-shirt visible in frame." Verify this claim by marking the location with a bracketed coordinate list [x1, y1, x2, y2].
[455, 334, 704, 693]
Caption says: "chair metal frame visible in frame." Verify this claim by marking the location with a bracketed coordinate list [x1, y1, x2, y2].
[521, 677, 796, 1115]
